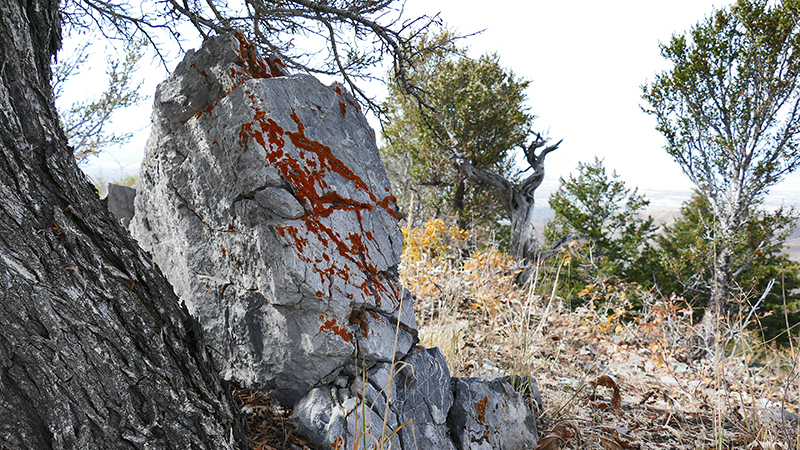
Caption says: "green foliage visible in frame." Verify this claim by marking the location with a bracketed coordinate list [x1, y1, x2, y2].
[642, 0, 800, 195]
[641, 0, 800, 315]
[639, 193, 800, 342]
[381, 30, 532, 236]
[53, 38, 146, 163]
[544, 158, 656, 300]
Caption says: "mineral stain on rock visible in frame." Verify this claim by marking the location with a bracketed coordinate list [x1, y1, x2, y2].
[129, 32, 540, 450]
[131, 32, 411, 403]
[476, 395, 488, 425]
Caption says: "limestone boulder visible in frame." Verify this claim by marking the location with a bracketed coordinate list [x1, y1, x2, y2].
[131, 33, 414, 404]
[292, 346, 456, 450]
[447, 377, 539, 450]
[291, 347, 543, 450]
[103, 183, 136, 228]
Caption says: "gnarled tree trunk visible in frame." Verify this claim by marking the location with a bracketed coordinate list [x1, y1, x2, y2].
[450, 133, 560, 282]
[0, 0, 244, 447]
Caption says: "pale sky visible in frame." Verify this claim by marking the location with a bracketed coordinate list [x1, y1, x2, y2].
[72, 0, 800, 211]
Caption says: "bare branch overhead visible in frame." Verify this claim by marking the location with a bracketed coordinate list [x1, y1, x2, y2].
[60, 0, 442, 113]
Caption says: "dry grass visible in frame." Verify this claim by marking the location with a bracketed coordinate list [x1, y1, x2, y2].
[237, 220, 800, 449]
[400, 220, 800, 450]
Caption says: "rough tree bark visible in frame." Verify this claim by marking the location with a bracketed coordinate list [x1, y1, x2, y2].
[449, 133, 560, 280]
[0, 0, 245, 447]
[452, 178, 467, 230]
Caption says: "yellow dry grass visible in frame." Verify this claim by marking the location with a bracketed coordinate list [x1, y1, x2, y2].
[401, 219, 800, 450]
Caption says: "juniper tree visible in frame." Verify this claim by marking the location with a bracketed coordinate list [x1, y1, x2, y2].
[382, 31, 559, 269]
[544, 158, 655, 298]
[642, 0, 800, 332]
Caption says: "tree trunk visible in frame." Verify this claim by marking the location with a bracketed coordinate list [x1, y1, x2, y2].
[509, 194, 537, 262]
[447, 134, 560, 283]
[507, 147, 554, 285]
[0, 0, 244, 447]
[696, 241, 733, 355]
[709, 245, 733, 318]
[453, 178, 467, 231]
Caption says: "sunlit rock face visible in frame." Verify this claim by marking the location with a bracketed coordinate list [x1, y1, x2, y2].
[131, 34, 540, 450]
[131, 33, 414, 404]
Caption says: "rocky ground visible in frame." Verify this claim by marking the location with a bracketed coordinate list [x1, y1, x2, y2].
[410, 245, 800, 450]
[237, 296, 800, 449]
[498, 305, 800, 450]
[236, 239, 799, 450]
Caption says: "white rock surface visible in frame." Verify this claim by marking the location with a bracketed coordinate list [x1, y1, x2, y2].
[131, 33, 414, 403]
[131, 34, 541, 450]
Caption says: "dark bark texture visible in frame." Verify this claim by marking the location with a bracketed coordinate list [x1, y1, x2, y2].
[0, 0, 245, 448]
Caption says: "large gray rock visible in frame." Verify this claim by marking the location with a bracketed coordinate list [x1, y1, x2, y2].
[292, 346, 456, 450]
[131, 33, 414, 404]
[131, 33, 542, 450]
[394, 347, 456, 449]
[292, 347, 542, 450]
[103, 183, 136, 228]
[448, 377, 539, 450]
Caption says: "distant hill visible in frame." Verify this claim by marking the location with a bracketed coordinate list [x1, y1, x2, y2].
[532, 206, 800, 262]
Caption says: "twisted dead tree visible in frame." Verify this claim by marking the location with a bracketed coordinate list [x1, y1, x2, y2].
[447, 129, 561, 273]
[382, 39, 561, 282]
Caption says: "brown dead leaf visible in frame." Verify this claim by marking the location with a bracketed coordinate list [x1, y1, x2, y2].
[590, 375, 622, 410]
[533, 435, 562, 450]
[533, 421, 581, 450]
[590, 400, 611, 410]
[600, 436, 624, 450]
[599, 426, 639, 449]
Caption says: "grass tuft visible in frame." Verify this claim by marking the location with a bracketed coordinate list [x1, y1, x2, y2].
[399, 219, 800, 450]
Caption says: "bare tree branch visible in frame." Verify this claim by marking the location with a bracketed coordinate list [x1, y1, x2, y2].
[60, 0, 442, 113]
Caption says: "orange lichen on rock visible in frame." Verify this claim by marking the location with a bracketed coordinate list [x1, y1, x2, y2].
[191, 97, 224, 121]
[314, 191, 373, 219]
[319, 317, 351, 343]
[267, 56, 287, 77]
[233, 31, 273, 79]
[375, 195, 399, 220]
[230, 81, 402, 342]
[348, 309, 370, 338]
[286, 111, 375, 201]
[346, 100, 360, 112]
[476, 395, 488, 425]
[173, 34, 285, 127]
